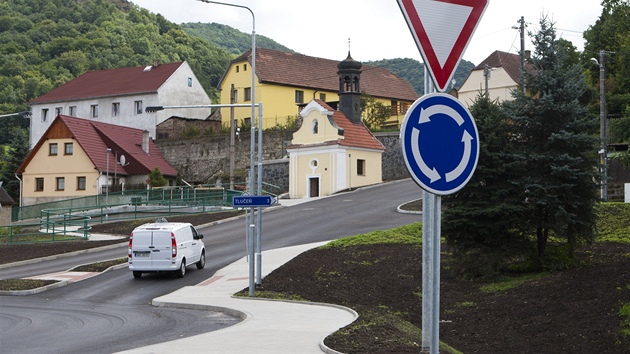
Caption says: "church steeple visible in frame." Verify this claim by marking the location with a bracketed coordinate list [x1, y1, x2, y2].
[337, 51, 363, 124]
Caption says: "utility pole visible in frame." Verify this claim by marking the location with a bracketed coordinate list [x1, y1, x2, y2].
[599, 50, 608, 201]
[483, 64, 490, 97]
[230, 84, 236, 191]
[519, 16, 526, 94]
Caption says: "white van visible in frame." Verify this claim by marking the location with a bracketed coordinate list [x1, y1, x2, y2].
[128, 222, 205, 278]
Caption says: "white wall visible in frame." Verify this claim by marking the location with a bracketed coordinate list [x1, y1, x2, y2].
[29, 62, 212, 147]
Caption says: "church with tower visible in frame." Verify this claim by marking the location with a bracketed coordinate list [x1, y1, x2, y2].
[286, 52, 386, 199]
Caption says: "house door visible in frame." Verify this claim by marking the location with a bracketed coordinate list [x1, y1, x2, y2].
[309, 177, 319, 198]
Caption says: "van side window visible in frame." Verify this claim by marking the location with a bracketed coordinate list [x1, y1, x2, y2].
[190, 226, 198, 239]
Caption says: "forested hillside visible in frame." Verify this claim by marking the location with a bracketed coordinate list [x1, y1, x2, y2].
[181, 22, 294, 56]
[368, 57, 475, 95]
[0, 0, 232, 120]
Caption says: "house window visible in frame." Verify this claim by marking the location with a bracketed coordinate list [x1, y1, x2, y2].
[91, 105, 98, 118]
[35, 178, 44, 192]
[42, 108, 49, 122]
[244, 117, 251, 127]
[135, 101, 143, 115]
[49, 143, 58, 156]
[56, 177, 65, 191]
[244, 64, 247, 71]
[244, 87, 251, 101]
[112, 102, 120, 116]
[64, 142, 73, 155]
[319, 93, 326, 101]
[69, 106, 77, 116]
[357, 159, 366, 176]
[55, 107, 63, 116]
[295, 90, 304, 103]
[391, 100, 399, 115]
[188, 78, 193, 87]
[77, 176, 86, 191]
[236, 65, 240, 73]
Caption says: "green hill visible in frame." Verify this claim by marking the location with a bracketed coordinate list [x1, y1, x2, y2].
[0, 0, 232, 119]
[367, 58, 475, 95]
[181, 22, 295, 57]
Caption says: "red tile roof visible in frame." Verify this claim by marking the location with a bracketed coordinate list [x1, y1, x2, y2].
[30, 62, 184, 104]
[473, 51, 533, 84]
[18, 115, 177, 177]
[225, 48, 418, 101]
[287, 100, 385, 151]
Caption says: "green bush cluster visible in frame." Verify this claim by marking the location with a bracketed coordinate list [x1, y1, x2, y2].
[595, 203, 630, 244]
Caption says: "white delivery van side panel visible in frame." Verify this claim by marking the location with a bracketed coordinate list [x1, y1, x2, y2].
[176, 227, 193, 263]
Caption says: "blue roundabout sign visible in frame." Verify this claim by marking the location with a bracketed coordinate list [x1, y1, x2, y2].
[401, 92, 479, 195]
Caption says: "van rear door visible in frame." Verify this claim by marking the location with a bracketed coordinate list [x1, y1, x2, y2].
[150, 231, 173, 269]
[131, 230, 172, 269]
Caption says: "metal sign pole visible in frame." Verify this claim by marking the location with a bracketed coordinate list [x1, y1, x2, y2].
[431, 194, 441, 354]
[421, 190, 432, 350]
[256, 103, 264, 286]
[421, 64, 438, 352]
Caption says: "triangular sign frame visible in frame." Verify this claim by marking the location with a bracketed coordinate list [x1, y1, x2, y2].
[397, 0, 489, 92]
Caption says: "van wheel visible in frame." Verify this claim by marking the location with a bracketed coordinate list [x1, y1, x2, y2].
[177, 259, 186, 278]
[133, 271, 142, 279]
[196, 251, 206, 269]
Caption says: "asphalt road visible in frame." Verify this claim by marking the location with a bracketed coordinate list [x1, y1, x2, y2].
[0, 179, 421, 353]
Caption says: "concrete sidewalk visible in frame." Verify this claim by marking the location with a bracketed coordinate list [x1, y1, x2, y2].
[116, 241, 357, 354]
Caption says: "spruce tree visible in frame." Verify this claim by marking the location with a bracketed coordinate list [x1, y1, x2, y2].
[443, 95, 528, 276]
[0, 126, 30, 203]
[505, 16, 599, 267]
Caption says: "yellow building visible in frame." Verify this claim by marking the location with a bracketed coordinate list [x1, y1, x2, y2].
[287, 100, 385, 198]
[17, 116, 177, 206]
[217, 48, 418, 129]
[287, 53, 385, 198]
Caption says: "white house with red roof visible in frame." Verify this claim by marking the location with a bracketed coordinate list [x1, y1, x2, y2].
[286, 54, 385, 198]
[17, 115, 177, 206]
[29, 61, 211, 148]
[457, 51, 531, 106]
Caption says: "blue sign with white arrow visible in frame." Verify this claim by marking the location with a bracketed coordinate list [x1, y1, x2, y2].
[232, 195, 275, 208]
[401, 92, 479, 195]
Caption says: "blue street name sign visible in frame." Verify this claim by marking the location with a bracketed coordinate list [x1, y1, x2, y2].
[232, 195, 274, 208]
[401, 92, 479, 195]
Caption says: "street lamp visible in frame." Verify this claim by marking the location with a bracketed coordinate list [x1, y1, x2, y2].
[197, 0, 256, 196]
[483, 64, 496, 97]
[106, 148, 112, 216]
[0, 111, 31, 119]
[591, 50, 609, 201]
[196, 0, 262, 295]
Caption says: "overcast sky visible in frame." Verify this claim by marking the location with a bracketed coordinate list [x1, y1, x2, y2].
[129, 0, 603, 66]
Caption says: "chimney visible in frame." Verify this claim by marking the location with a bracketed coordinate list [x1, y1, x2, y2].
[142, 130, 150, 154]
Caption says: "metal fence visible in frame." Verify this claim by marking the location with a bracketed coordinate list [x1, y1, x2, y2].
[3, 182, 281, 244]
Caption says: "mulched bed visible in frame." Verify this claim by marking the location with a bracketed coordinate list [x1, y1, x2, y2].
[256, 242, 630, 353]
